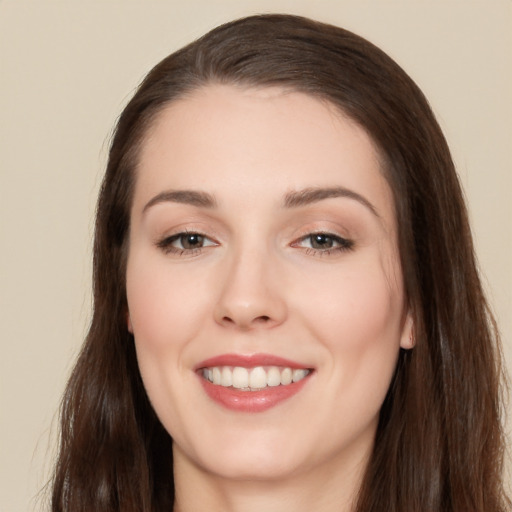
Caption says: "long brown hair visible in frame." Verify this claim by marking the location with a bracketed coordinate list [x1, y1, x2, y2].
[51, 14, 510, 511]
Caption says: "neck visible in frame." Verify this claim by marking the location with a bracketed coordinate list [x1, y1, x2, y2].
[172, 443, 370, 512]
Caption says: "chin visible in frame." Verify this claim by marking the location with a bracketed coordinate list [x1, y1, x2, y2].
[202, 449, 303, 482]
[174, 424, 310, 482]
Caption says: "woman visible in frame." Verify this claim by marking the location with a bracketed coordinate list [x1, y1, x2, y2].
[50, 14, 510, 512]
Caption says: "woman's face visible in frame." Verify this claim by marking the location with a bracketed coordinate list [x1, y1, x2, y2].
[126, 85, 412, 482]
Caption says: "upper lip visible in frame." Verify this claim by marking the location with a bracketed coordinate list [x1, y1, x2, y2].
[195, 353, 312, 370]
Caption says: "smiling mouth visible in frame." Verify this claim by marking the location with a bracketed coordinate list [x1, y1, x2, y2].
[200, 365, 312, 391]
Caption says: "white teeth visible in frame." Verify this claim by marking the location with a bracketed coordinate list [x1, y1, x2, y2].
[292, 369, 309, 382]
[212, 367, 222, 385]
[249, 367, 267, 389]
[202, 365, 310, 390]
[221, 366, 232, 387]
[280, 367, 292, 385]
[232, 367, 249, 389]
[267, 366, 281, 387]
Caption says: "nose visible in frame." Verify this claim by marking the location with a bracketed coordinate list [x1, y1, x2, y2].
[213, 246, 287, 330]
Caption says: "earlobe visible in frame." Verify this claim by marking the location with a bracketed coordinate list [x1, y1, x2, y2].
[400, 312, 415, 349]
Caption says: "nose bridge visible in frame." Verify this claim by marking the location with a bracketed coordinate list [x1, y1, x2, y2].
[214, 238, 286, 329]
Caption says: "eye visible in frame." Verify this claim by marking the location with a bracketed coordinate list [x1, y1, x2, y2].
[293, 232, 354, 254]
[157, 231, 217, 254]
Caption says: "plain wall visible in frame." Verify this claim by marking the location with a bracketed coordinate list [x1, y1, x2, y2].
[1, 1, 510, 510]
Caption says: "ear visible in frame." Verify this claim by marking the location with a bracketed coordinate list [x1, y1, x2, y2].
[400, 310, 415, 349]
[127, 311, 133, 333]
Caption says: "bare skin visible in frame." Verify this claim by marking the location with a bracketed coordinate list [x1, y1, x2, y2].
[126, 85, 412, 512]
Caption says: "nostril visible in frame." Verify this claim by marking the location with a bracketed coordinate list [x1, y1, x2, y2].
[221, 315, 270, 326]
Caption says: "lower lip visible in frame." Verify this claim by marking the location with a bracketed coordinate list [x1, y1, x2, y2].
[199, 375, 311, 413]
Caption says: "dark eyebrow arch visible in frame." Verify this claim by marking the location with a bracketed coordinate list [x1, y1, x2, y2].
[143, 189, 217, 213]
[283, 186, 380, 218]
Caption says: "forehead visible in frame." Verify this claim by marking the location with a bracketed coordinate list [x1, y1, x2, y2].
[134, 84, 395, 225]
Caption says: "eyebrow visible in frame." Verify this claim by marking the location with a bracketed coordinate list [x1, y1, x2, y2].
[143, 189, 217, 213]
[283, 186, 380, 218]
[142, 186, 380, 218]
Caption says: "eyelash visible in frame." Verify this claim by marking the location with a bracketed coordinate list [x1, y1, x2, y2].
[156, 230, 216, 256]
[293, 232, 354, 256]
[156, 231, 354, 257]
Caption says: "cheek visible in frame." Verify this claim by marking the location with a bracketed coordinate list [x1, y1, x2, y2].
[125, 254, 206, 407]
[126, 254, 211, 353]
[299, 258, 404, 403]
[303, 255, 403, 339]
[327, 276, 399, 347]
[125, 253, 212, 430]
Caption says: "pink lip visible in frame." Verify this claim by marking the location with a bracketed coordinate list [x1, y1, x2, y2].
[195, 353, 309, 370]
[195, 353, 313, 413]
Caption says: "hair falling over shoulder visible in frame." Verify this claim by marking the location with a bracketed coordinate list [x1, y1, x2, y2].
[49, 14, 510, 512]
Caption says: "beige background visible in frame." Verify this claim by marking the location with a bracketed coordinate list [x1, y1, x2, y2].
[0, 1, 510, 510]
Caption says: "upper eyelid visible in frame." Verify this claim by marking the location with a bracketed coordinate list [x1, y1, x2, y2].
[156, 231, 217, 256]
[297, 229, 346, 237]
[154, 222, 355, 248]
[157, 228, 217, 242]
[156, 227, 350, 240]
[293, 232, 353, 245]
[292, 227, 351, 242]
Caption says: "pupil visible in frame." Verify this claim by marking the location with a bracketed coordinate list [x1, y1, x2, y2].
[182, 234, 203, 249]
[312, 234, 333, 249]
